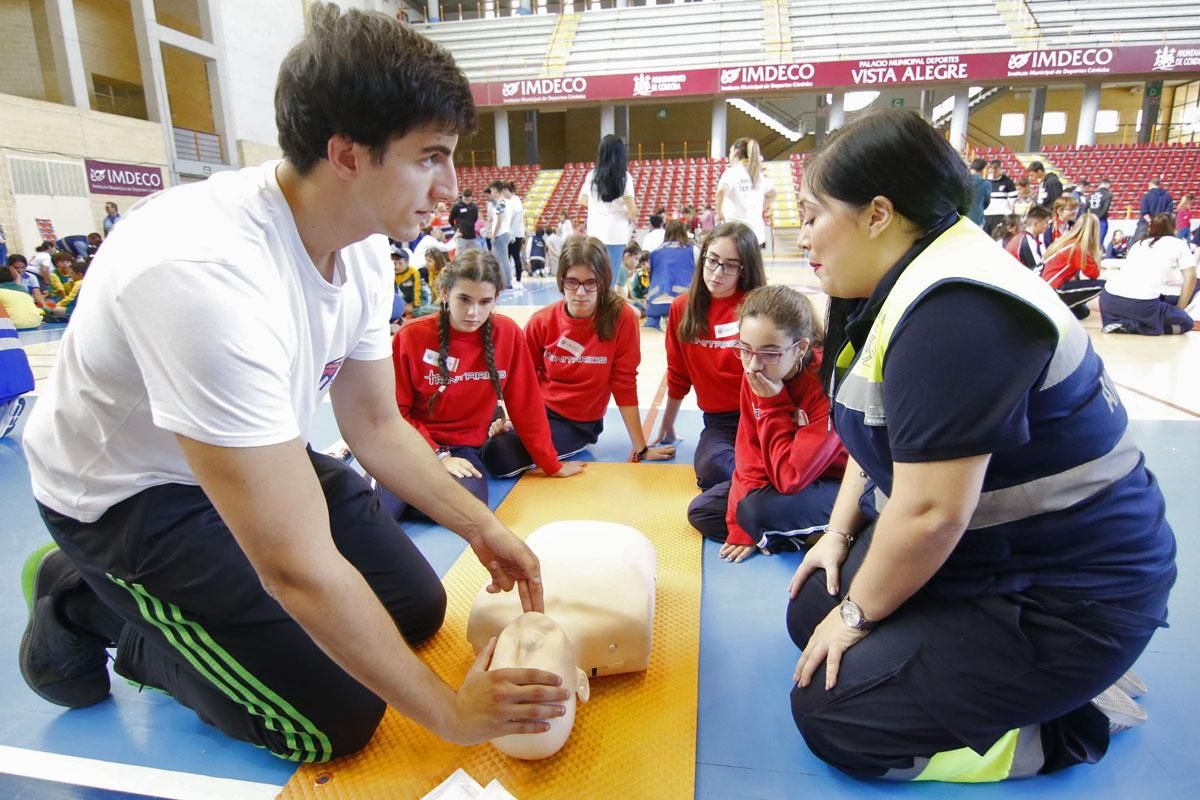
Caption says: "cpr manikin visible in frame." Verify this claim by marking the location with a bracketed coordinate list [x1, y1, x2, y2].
[487, 612, 589, 760]
[468, 521, 657, 758]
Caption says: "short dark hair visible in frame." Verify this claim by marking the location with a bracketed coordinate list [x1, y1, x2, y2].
[804, 109, 970, 235]
[275, 3, 477, 175]
[970, 158, 987, 172]
[623, 243, 641, 257]
[1028, 161, 1045, 172]
[988, 159, 1002, 168]
[1025, 205, 1053, 221]
[52, 250, 74, 264]
[462, 189, 472, 198]
[6, 254, 27, 268]
[649, 213, 664, 229]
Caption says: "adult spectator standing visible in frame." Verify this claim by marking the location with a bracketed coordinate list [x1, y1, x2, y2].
[983, 159, 1017, 235]
[449, 190, 481, 252]
[1029, 161, 1063, 209]
[505, 182, 526, 291]
[966, 158, 990, 228]
[18, 4, 567, 763]
[716, 137, 776, 247]
[1176, 194, 1193, 241]
[1134, 179, 1174, 243]
[101, 202, 121, 236]
[488, 181, 514, 290]
[578, 135, 637, 285]
[1089, 177, 1114, 244]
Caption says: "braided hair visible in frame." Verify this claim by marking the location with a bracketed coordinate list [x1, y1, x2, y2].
[428, 249, 507, 420]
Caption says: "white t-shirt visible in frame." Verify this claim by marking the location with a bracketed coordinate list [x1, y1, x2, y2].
[491, 198, 513, 238]
[507, 194, 525, 238]
[717, 162, 775, 245]
[29, 251, 52, 279]
[1104, 236, 1196, 301]
[23, 161, 392, 523]
[411, 234, 453, 267]
[582, 169, 635, 245]
[642, 228, 665, 252]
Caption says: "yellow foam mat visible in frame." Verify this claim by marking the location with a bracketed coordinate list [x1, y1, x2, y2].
[281, 462, 702, 800]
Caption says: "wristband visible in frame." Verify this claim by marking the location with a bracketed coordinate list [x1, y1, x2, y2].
[435, 447, 451, 460]
[632, 446, 649, 463]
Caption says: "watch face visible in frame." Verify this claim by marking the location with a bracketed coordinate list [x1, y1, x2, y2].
[840, 600, 861, 628]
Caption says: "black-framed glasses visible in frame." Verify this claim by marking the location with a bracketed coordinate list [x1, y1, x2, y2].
[563, 277, 600, 293]
[703, 254, 743, 277]
[735, 340, 803, 365]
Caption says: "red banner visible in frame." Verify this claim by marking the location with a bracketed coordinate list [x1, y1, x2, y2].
[470, 44, 1200, 108]
[84, 159, 165, 197]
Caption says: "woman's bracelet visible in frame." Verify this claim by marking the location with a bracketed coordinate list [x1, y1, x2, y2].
[631, 445, 649, 463]
[823, 526, 858, 546]
[435, 447, 452, 460]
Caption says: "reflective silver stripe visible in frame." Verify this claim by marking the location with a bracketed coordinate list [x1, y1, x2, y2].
[968, 428, 1141, 530]
[1008, 724, 1045, 779]
[0, 337, 25, 351]
[874, 486, 889, 515]
[836, 372, 887, 426]
[1040, 322, 1089, 391]
[0, 319, 17, 332]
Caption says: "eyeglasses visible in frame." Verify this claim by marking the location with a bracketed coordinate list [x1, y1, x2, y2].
[563, 277, 600, 294]
[735, 340, 803, 365]
[703, 254, 743, 277]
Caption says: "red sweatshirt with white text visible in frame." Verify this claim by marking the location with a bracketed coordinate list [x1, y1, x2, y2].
[664, 291, 746, 413]
[392, 313, 561, 474]
[524, 300, 641, 421]
[725, 355, 847, 546]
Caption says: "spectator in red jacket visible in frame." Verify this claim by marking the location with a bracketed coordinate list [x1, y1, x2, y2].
[687, 285, 846, 562]
[483, 235, 676, 475]
[377, 250, 583, 520]
[653, 221, 768, 489]
[1039, 212, 1105, 320]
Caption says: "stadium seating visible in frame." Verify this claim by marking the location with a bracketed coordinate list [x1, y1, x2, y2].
[973, 144, 1030, 183]
[1041, 143, 1200, 218]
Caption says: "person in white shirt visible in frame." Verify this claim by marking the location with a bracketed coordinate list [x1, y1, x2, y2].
[28, 241, 53, 288]
[558, 211, 575, 241]
[716, 137, 776, 247]
[488, 182, 514, 289]
[1100, 213, 1196, 335]
[504, 181, 526, 289]
[642, 211, 666, 252]
[578, 134, 638, 285]
[18, 4, 566, 763]
[410, 225, 454, 269]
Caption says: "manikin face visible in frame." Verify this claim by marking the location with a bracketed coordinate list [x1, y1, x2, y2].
[798, 189, 882, 299]
[562, 264, 600, 319]
[446, 278, 497, 333]
[702, 236, 743, 300]
[489, 612, 589, 760]
[738, 315, 808, 383]
[353, 125, 458, 242]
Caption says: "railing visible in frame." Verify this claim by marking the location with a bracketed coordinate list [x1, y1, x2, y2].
[632, 140, 712, 160]
[172, 127, 224, 164]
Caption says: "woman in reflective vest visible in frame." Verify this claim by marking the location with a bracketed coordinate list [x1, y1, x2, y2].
[786, 109, 1176, 783]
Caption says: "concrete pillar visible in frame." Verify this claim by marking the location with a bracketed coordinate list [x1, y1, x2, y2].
[600, 104, 615, 138]
[614, 105, 629, 142]
[43, 0, 89, 109]
[130, 0, 178, 184]
[949, 87, 970, 152]
[198, 0, 239, 167]
[1023, 86, 1046, 153]
[1139, 81, 1164, 145]
[1076, 82, 1101, 147]
[495, 110, 511, 167]
[427, 0, 440, 23]
[828, 92, 845, 132]
[523, 110, 538, 165]
[710, 99, 727, 159]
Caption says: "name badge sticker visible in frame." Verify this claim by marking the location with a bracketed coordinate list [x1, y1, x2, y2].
[794, 409, 810, 427]
[555, 335, 585, 358]
[422, 348, 460, 372]
[713, 321, 740, 339]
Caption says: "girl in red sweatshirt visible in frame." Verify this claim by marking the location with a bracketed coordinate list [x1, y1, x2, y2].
[377, 250, 583, 520]
[653, 221, 767, 489]
[687, 285, 846, 563]
[1039, 212, 1105, 320]
[484, 235, 676, 475]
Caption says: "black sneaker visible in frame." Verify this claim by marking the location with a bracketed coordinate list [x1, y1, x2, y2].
[19, 547, 111, 708]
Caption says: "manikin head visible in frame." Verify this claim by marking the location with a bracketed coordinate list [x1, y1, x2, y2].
[488, 612, 589, 759]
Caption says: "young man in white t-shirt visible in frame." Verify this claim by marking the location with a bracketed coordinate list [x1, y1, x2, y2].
[19, 4, 567, 762]
[504, 182, 526, 290]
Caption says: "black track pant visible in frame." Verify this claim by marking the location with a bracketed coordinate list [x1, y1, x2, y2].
[481, 408, 602, 478]
[694, 411, 739, 490]
[788, 524, 1169, 781]
[38, 449, 447, 763]
[687, 480, 839, 544]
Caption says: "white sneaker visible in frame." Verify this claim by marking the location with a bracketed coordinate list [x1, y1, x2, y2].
[1102, 322, 1126, 333]
[1115, 670, 1148, 699]
[1091, 684, 1147, 734]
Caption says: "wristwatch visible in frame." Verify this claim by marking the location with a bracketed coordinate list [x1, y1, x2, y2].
[839, 597, 876, 632]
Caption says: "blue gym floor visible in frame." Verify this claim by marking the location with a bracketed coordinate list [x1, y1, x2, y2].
[2, 320, 1197, 799]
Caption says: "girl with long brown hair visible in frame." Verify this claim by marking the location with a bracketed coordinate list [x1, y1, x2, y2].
[652, 221, 767, 489]
[379, 250, 582, 520]
[483, 236, 675, 475]
[1039, 212, 1104, 319]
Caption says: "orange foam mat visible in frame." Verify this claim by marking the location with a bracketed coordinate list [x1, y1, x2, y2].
[280, 462, 703, 800]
